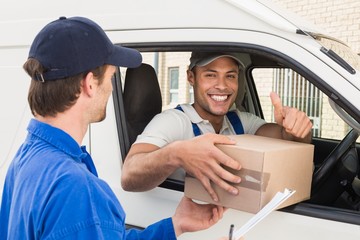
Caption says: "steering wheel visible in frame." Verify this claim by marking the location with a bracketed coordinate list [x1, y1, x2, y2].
[311, 128, 359, 203]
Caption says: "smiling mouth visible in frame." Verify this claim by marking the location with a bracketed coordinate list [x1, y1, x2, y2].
[210, 94, 229, 102]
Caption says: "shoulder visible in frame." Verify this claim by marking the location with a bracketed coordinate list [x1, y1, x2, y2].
[147, 104, 193, 128]
[135, 105, 194, 147]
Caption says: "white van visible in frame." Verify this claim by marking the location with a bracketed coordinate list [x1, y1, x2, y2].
[1, 0, 359, 239]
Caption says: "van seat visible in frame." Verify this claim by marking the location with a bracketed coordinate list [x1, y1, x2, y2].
[123, 63, 162, 146]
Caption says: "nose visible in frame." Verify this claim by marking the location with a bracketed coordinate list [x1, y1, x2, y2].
[215, 75, 228, 89]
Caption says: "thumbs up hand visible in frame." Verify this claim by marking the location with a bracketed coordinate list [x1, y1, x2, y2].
[270, 92, 312, 139]
[270, 92, 285, 126]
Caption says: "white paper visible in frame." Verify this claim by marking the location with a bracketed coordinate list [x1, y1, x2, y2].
[233, 188, 296, 240]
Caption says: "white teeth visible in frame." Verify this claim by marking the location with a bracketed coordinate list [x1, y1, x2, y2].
[211, 95, 228, 101]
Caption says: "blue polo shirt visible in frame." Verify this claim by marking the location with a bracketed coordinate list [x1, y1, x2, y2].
[0, 119, 176, 240]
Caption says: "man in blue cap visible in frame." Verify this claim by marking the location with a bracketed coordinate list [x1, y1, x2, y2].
[0, 17, 226, 239]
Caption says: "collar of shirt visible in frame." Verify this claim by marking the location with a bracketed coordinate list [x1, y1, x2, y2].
[27, 118, 98, 176]
[179, 103, 232, 134]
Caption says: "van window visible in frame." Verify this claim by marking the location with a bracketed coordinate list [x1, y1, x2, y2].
[136, 51, 355, 142]
[116, 50, 359, 189]
[252, 68, 354, 141]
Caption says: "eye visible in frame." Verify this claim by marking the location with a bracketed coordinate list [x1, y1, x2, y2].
[205, 73, 216, 78]
[227, 74, 237, 79]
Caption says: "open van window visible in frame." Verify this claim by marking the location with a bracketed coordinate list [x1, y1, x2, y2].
[112, 48, 360, 225]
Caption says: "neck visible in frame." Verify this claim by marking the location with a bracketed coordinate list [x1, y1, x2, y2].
[36, 110, 88, 146]
[210, 118, 223, 134]
[192, 104, 224, 134]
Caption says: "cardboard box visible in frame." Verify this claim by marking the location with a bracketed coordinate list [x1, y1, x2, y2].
[184, 134, 314, 213]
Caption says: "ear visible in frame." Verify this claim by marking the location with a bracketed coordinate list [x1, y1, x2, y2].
[82, 72, 95, 97]
[187, 70, 195, 86]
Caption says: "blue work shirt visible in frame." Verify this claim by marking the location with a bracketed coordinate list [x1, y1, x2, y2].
[0, 119, 176, 240]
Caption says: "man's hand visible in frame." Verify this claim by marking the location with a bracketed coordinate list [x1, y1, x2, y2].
[270, 92, 312, 139]
[175, 133, 241, 202]
[172, 196, 226, 237]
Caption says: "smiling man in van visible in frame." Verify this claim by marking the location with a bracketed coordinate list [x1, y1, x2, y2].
[122, 52, 313, 202]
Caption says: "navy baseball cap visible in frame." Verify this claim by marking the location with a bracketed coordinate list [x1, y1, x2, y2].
[29, 16, 142, 81]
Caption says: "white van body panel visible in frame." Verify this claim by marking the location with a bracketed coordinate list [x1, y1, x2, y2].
[1, 0, 359, 239]
[91, 102, 360, 240]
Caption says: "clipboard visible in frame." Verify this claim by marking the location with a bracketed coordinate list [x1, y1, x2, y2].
[231, 188, 296, 240]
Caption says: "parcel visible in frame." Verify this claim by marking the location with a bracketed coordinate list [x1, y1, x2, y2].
[185, 134, 314, 213]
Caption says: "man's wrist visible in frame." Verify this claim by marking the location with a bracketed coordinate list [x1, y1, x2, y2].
[167, 141, 184, 168]
[171, 216, 182, 237]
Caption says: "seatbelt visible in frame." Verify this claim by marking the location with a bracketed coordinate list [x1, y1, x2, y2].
[175, 105, 244, 136]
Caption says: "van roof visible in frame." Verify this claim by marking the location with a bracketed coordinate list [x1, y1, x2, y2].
[0, 0, 324, 46]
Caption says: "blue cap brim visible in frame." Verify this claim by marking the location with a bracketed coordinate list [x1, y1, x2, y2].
[107, 45, 142, 68]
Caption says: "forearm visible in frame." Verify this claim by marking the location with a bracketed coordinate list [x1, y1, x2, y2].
[256, 123, 312, 143]
[121, 157, 171, 191]
[121, 142, 181, 191]
[281, 127, 312, 143]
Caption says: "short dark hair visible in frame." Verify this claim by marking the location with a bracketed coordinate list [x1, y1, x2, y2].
[24, 58, 108, 117]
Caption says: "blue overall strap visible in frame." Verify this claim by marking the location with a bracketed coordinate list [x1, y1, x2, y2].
[226, 111, 244, 134]
[175, 105, 244, 136]
[175, 105, 202, 136]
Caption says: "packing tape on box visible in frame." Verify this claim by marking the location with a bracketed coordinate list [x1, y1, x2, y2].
[236, 168, 270, 192]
